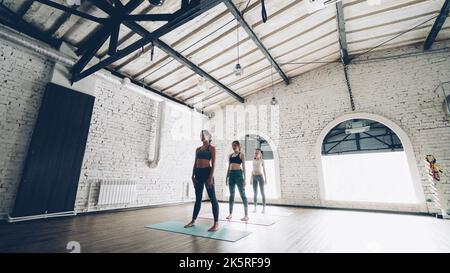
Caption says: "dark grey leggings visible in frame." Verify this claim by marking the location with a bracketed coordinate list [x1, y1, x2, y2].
[228, 169, 248, 216]
[192, 167, 219, 222]
[252, 175, 266, 207]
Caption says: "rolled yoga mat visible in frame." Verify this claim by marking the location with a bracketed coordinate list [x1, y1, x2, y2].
[145, 221, 252, 242]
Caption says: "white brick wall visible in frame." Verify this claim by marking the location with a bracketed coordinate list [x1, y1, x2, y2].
[209, 41, 450, 214]
[75, 79, 204, 212]
[0, 38, 205, 216]
[0, 38, 53, 216]
[1, 36, 449, 217]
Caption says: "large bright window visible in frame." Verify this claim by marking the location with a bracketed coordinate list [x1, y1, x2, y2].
[321, 119, 419, 204]
[322, 151, 419, 203]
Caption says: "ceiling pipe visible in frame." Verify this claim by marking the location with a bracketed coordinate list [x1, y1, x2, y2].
[0, 24, 202, 114]
[145, 101, 165, 168]
[0, 25, 75, 66]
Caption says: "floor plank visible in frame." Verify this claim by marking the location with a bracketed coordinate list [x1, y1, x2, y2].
[1, 203, 450, 253]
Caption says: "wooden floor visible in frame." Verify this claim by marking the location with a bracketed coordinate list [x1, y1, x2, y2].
[1, 203, 450, 253]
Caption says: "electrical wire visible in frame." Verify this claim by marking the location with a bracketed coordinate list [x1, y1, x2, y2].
[140, 0, 253, 82]
[236, 18, 240, 64]
[281, 60, 340, 65]
[351, 14, 439, 61]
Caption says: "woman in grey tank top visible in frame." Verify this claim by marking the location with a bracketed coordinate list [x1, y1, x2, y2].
[251, 148, 267, 213]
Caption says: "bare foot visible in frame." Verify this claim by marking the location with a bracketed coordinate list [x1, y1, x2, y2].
[241, 216, 249, 222]
[226, 214, 233, 220]
[184, 221, 195, 228]
[208, 223, 219, 232]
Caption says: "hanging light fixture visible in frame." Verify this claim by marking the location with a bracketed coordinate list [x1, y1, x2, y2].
[197, 77, 209, 92]
[234, 20, 244, 77]
[269, 67, 278, 105]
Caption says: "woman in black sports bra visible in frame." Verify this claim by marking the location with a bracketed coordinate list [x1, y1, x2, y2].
[226, 140, 249, 222]
[184, 130, 219, 232]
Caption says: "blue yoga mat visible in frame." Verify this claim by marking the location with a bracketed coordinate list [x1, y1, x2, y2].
[145, 221, 252, 242]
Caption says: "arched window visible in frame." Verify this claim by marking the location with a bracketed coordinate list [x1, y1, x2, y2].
[320, 118, 422, 204]
[227, 134, 280, 199]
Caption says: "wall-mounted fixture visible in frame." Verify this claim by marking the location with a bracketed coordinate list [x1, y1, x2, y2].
[121, 77, 131, 86]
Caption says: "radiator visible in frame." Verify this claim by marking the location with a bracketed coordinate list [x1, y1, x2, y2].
[97, 180, 137, 206]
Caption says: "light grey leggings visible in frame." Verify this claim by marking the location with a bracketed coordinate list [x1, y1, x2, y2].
[252, 175, 266, 207]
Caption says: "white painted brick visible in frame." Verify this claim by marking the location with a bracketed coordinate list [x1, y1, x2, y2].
[1, 36, 449, 216]
[0, 38, 204, 215]
[210, 41, 450, 213]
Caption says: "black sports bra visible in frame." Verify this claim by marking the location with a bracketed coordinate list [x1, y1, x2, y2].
[197, 145, 212, 160]
[229, 152, 242, 164]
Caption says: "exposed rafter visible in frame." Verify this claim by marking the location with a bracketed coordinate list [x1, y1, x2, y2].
[0, 4, 62, 48]
[104, 67, 197, 110]
[335, 1, 350, 65]
[119, 16, 245, 103]
[34, 0, 108, 24]
[125, 13, 174, 21]
[155, 39, 245, 103]
[108, 23, 120, 55]
[46, 12, 72, 37]
[17, 0, 34, 17]
[424, 0, 450, 50]
[71, 0, 144, 79]
[72, 0, 244, 103]
[73, 0, 222, 81]
[0, 4, 200, 113]
[96, 4, 156, 59]
[223, 0, 289, 85]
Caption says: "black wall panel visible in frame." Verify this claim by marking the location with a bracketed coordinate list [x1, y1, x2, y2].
[12, 83, 95, 217]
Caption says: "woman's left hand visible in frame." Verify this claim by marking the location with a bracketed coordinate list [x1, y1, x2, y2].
[207, 177, 214, 188]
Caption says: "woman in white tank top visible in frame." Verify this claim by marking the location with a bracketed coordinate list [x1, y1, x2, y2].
[251, 148, 267, 213]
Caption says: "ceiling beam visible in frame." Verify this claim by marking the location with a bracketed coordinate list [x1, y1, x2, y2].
[97, 5, 155, 59]
[71, 26, 111, 77]
[120, 20, 244, 103]
[0, 4, 62, 48]
[424, 0, 450, 50]
[108, 23, 120, 55]
[73, 0, 223, 82]
[17, 0, 34, 17]
[155, 39, 245, 103]
[125, 13, 174, 21]
[104, 67, 197, 110]
[335, 1, 350, 65]
[0, 4, 200, 113]
[46, 12, 72, 37]
[71, 0, 144, 78]
[223, 0, 289, 85]
[34, 0, 108, 24]
[73, 0, 244, 103]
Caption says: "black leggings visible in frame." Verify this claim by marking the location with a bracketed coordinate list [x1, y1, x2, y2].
[192, 167, 219, 222]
